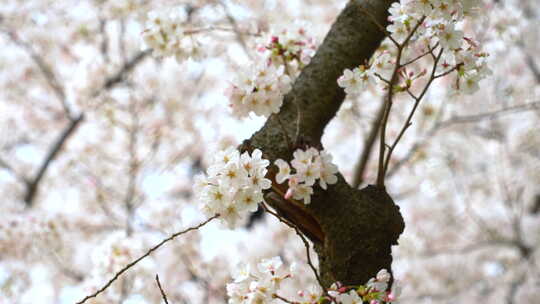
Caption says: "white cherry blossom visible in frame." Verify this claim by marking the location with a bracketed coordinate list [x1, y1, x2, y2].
[275, 159, 291, 184]
[275, 147, 338, 204]
[337, 65, 374, 95]
[336, 290, 363, 304]
[196, 147, 271, 228]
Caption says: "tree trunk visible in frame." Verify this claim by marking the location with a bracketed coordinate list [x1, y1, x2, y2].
[244, 0, 404, 286]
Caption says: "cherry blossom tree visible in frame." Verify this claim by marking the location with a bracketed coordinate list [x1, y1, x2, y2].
[0, 0, 539, 304]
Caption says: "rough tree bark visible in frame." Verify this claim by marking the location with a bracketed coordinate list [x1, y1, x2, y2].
[243, 0, 404, 286]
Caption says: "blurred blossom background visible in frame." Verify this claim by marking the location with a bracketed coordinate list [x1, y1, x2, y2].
[0, 0, 539, 303]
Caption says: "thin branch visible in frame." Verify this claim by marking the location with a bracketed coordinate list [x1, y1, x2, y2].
[376, 16, 427, 187]
[262, 196, 331, 301]
[124, 98, 141, 236]
[182, 26, 261, 37]
[2, 29, 72, 117]
[376, 80, 396, 187]
[387, 101, 540, 177]
[506, 274, 526, 304]
[100, 50, 151, 92]
[373, 72, 391, 84]
[260, 199, 296, 230]
[358, 6, 399, 47]
[0, 156, 28, 183]
[352, 96, 386, 188]
[438, 101, 540, 127]
[179, 251, 214, 304]
[99, 18, 110, 63]
[12, 44, 148, 206]
[155, 274, 170, 304]
[76, 215, 219, 304]
[294, 225, 329, 300]
[400, 43, 439, 67]
[417, 238, 526, 258]
[273, 293, 300, 304]
[217, 0, 253, 59]
[386, 110, 444, 178]
[119, 18, 128, 65]
[24, 113, 84, 206]
[517, 39, 540, 84]
[434, 64, 460, 79]
[382, 48, 444, 178]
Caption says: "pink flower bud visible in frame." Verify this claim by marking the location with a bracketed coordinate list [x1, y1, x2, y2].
[284, 188, 294, 200]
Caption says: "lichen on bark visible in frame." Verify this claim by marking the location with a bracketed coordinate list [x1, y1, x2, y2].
[246, 0, 404, 286]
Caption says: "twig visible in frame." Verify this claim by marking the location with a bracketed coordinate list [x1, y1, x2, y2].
[434, 64, 460, 79]
[386, 106, 445, 178]
[506, 274, 526, 304]
[24, 113, 84, 206]
[516, 38, 540, 84]
[386, 101, 540, 177]
[352, 96, 386, 188]
[382, 48, 444, 178]
[179, 251, 214, 303]
[99, 18, 110, 63]
[273, 293, 300, 304]
[2, 29, 72, 117]
[76, 215, 219, 304]
[0, 156, 28, 183]
[376, 17, 426, 187]
[100, 50, 151, 92]
[294, 225, 329, 301]
[261, 198, 332, 302]
[400, 43, 439, 67]
[217, 0, 253, 59]
[182, 26, 260, 37]
[358, 6, 399, 47]
[373, 73, 391, 85]
[155, 274, 170, 304]
[119, 18, 128, 65]
[437, 101, 540, 127]
[260, 200, 296, 229]
[2, 26, 149, 206]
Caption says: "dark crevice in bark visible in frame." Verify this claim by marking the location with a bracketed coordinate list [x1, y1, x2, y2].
[245, 0, 404, 286]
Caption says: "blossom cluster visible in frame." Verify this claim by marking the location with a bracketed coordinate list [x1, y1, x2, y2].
[337, 65, 375, 96]
[256, 23, 318, 78]
[338, 0, 490, 96]
[227, 256, 400, 304]
[226, 62, 292, 118]
[141, 7, 203, 62]
[275, 147, 338, 205]
[0, 213, 64, 261]
[327, 269, 400, 304]
[104, 0, 139, 19]
[226, 23, 317, 119]
[83, 232, 154, 302]
[195, 147, 272, 228]
[227, 256, 294, 304]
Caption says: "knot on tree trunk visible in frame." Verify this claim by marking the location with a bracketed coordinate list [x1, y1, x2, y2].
[311, 183, 404, 286]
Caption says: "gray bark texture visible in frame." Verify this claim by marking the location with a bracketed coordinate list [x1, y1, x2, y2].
[243, 0, 404, 286]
